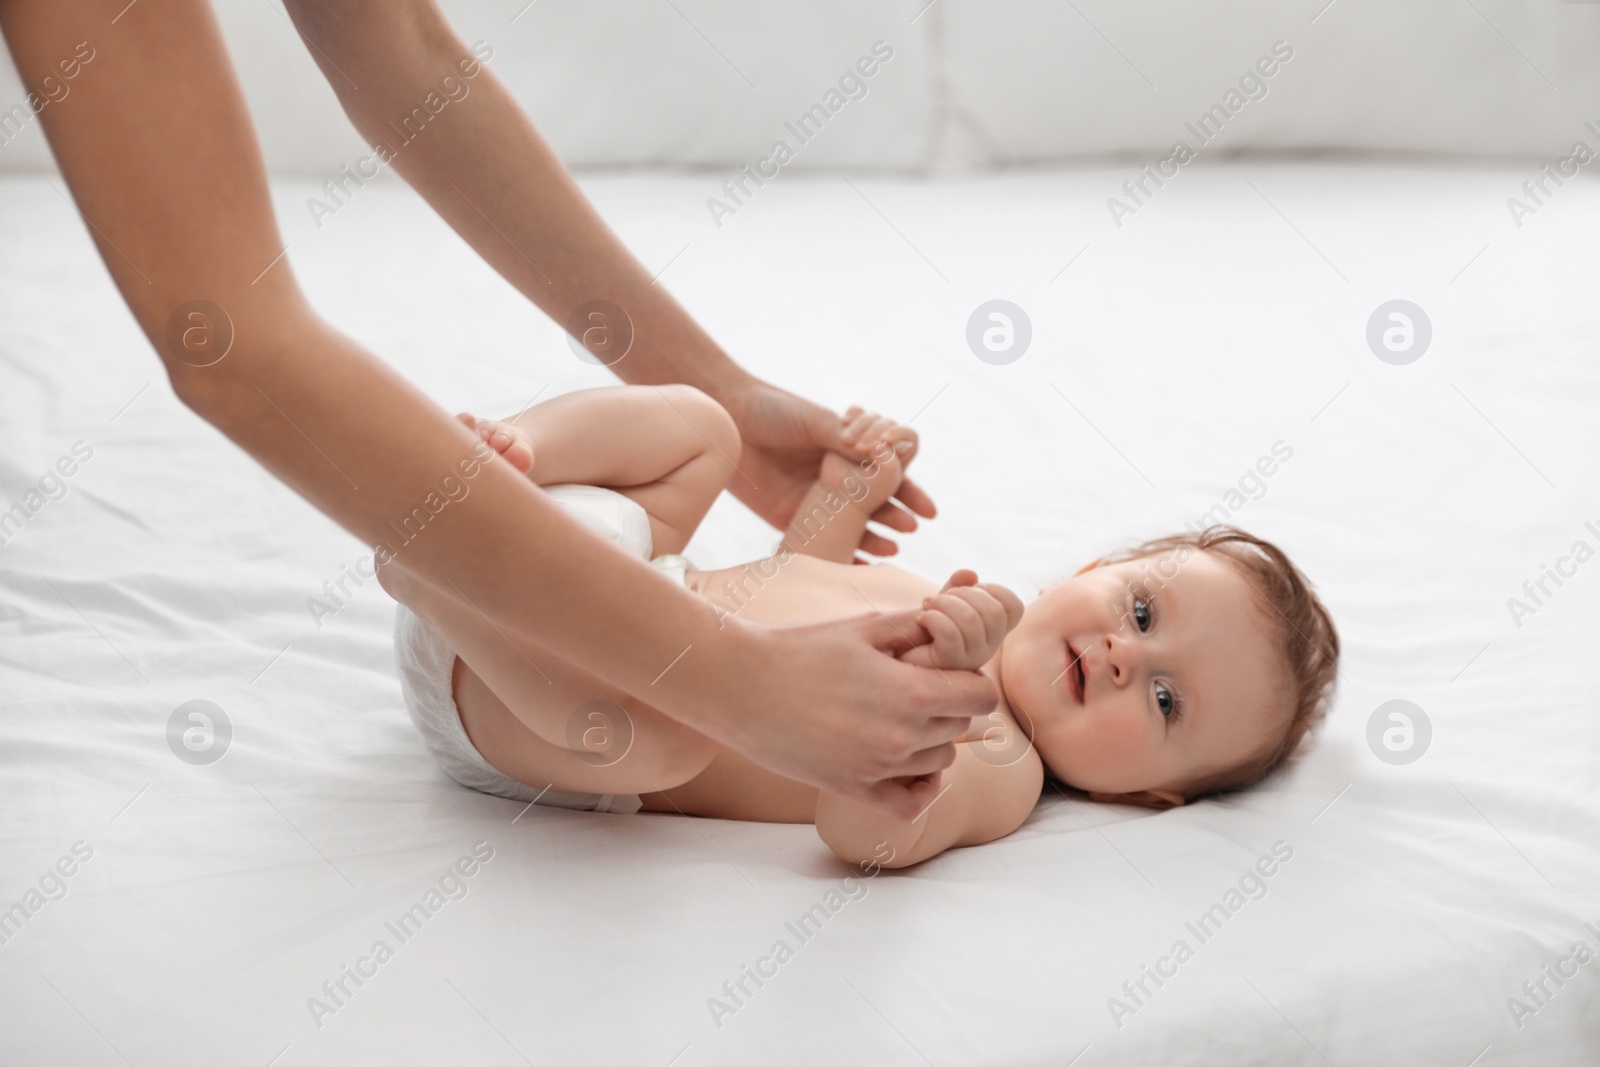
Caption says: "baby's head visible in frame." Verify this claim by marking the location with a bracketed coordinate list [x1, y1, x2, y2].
[999, 526, 1339, 809]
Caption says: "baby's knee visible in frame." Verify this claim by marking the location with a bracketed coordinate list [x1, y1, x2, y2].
[658, 384, 740, 465]
[374, 554, 408, 601]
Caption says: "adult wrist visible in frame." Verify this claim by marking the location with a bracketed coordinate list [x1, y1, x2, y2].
[695, 363, 760, 409]
[648, 610, 768, 750]
[606, 318, 752, 400]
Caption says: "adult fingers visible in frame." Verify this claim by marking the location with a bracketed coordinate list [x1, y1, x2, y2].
[868, 499, 918, 535]
[904, 655, 1000, 736]
[891, 476, 937, 520]
[896, 743, 961, 780]
[802, 396, 849, 451]
[856, 609, 998, 706]
[922, 714, 979, 746]
[914, 608, 965, 664]
[858, 605, 933, 657]
[921, 599, 981, 665]
[856, 766, 949, 822]
[856, 529, 900, 558]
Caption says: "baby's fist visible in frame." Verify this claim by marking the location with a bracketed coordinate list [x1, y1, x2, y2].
[900, 570, 1025, 672]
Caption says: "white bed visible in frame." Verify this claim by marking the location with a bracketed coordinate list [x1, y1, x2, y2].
[2, 161, 1597, 1065]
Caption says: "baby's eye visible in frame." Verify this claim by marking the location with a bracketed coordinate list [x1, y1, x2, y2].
[1132, 596, 1152, 632]
[1155, 682, 1177, 718]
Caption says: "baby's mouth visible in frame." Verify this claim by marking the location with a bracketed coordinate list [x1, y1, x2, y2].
[1065, 642, 1085, 704]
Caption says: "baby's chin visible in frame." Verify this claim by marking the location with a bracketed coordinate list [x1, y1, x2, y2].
[997, 631, 1056, 711]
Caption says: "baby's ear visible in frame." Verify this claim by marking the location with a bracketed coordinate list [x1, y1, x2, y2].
[1086, 789, 1185, 810]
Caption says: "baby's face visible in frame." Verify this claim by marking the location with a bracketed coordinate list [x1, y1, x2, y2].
[998, 549, 1287, 806]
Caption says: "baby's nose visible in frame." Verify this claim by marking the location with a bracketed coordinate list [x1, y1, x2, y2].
[1102, 633, 1139, 683]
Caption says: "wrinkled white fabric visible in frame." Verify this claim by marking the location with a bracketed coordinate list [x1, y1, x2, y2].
[1, 169, 1596, 1065]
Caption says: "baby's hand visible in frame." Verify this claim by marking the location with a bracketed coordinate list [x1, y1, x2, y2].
[899, 570, 1025, 672]
[456, 412, 534, 475]
[820, 407, 918, 513]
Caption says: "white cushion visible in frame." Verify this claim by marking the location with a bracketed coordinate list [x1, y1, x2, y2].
[0, 0, 1593, 173]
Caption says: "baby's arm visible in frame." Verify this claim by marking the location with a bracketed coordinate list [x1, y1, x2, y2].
[816, 718, 1044, 869]
[460, 385, 740, 555]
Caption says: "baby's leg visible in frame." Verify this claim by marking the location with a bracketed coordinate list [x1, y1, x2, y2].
[382, 562, 718, 796]
[779, 409, 911, 564]
[508, 384, 740, 555]
[385, 385, 738, 794]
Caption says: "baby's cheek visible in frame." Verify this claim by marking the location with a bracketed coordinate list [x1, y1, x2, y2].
[1077, 700, 1153, 773]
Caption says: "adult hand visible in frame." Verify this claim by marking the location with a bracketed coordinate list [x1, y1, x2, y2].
[693, 609, 1000, 821]
[717, 379, 937, 558]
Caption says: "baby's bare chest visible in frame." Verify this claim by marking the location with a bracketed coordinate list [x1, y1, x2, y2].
[690, 555, 937, 627]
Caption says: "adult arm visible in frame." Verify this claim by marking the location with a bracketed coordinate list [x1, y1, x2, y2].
[278, 0, 936, 556]
[0, 0, 994, 819]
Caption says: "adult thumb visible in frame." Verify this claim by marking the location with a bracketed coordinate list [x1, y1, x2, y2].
[852, 606, 932, 658]
[802, 398, 847, 452]
[859, 771, 947, 824]
[848, 609, 1000, 716]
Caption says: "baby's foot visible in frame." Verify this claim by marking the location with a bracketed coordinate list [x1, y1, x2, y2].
[456, 412, 534, 475]
[840, 406, 918, 465]
[821, 407, 917, 513]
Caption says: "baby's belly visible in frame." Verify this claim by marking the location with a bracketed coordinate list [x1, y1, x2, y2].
[638, 556, 938, 823]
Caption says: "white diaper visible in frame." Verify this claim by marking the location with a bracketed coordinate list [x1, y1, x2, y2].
[393, 484, 690, 815]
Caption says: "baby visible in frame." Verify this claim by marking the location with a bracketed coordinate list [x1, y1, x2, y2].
[383, 385, 1339, 869]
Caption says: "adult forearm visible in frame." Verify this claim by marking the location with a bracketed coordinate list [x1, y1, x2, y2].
[3, 0, 990, 822]
[286, 0, 750, 400]
[180, 319, 746, 713]
[0, 0, 726, 703]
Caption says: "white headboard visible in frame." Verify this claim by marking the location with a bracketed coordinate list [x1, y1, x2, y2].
[1, 0, 1595, 174]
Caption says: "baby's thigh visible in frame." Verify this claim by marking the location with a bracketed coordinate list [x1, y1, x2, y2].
[609, 385, 740, 557]
[453, 659, 716, 796]
[384, 555, 716, 793]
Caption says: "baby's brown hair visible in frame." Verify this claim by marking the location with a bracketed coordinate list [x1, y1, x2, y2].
[1099, 525, 1340, 800]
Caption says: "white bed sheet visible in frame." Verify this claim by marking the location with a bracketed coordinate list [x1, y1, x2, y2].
[1, 162, 1597, 1066]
